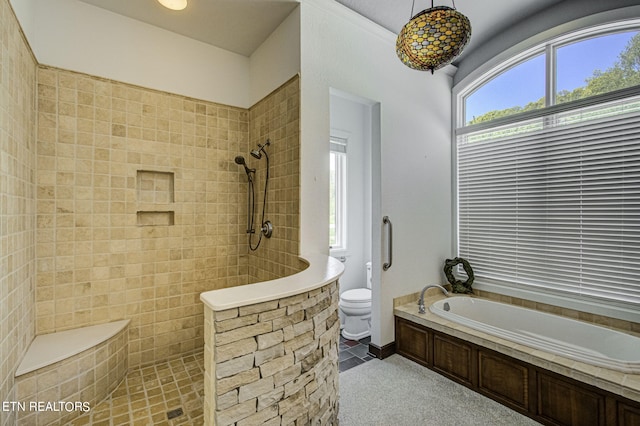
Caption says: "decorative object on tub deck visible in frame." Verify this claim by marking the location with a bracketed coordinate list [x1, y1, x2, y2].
[444, 257, 474, 293]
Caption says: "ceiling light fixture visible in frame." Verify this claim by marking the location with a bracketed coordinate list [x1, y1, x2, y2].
[157, 0, 188, 11]
[396, 0, 471, 74]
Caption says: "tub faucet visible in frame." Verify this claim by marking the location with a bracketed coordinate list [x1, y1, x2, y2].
[418, 284, 449, 314]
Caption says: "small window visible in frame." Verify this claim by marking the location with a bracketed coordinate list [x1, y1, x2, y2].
[329, 137, 347, 251]
[465, 54, 545, 125]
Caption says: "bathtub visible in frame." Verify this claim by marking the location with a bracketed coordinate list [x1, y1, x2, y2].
[429, 297, 640, 374]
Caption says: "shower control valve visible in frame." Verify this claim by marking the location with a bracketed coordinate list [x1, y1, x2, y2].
[261, 221, 273, 238]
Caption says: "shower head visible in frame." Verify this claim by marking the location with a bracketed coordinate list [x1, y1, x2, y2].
[234, 155, 255, 177]
[250, 149, 262, 160]
[250, 139, 271, 160]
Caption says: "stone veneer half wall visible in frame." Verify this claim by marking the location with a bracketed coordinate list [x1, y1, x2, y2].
[204, 280, 340, 425]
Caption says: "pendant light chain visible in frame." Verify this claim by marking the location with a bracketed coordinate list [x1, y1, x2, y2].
[415, 0, 456, 17]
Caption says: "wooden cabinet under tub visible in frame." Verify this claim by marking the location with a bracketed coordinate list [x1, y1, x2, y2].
[394, 316, 640, 426]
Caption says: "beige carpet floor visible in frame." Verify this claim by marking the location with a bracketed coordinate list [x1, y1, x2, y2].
[338, 354, 540, 426]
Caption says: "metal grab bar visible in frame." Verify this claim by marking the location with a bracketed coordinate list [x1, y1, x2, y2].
[383, 216, 393, 271]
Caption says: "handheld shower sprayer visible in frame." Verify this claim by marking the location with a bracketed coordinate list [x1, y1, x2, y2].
[234, 156, 255, 180]
[234, 139, 273, 251]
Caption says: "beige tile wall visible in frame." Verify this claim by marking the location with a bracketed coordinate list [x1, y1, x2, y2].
[247, 76, 304, 283]
[0, 1, 37, 425]
[34, 67, 303, 370]
[35, 65, 253, 367]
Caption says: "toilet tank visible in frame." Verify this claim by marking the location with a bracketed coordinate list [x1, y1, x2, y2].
[366, 261, 372, 289]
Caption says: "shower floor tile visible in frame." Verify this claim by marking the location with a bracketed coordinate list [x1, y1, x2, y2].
[69, 351, 204, 426]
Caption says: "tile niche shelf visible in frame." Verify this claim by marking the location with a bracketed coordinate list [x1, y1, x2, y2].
[136, 170, 176, 226]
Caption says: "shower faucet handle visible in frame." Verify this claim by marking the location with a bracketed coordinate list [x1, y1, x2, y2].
[261, 221, 273, 238]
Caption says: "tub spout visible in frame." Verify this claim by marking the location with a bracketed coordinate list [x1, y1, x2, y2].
[418, 284, 449, 314]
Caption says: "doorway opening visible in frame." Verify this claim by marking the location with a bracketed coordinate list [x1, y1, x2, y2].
[329, 88, 381, 367]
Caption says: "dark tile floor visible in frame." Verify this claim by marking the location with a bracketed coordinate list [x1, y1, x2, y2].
[339, 335, 375, 372]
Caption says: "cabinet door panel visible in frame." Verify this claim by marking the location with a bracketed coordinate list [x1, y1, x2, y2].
[395, 317, 430, 366]
[618, 401, 640, 426]
[537, 372, 605, 426]
[433, 333, 473, 386]
[478, 350, 530, 411]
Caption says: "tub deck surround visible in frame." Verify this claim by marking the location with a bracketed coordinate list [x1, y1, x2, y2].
[394, 294, 640, 404]
[201, 254, 344, 425]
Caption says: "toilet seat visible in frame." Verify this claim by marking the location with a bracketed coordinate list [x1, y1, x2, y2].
[340, 288, 371, 303]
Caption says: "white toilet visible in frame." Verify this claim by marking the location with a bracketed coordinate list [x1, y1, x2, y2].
[339, 262, 372, 340]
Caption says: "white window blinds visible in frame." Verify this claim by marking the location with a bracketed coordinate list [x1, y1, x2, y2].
[457, 95, 640, 306]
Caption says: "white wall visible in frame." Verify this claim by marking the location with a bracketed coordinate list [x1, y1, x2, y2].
[9, 0, 36, 42]
[249, 7, 300, 107]
[300, 0, 453, 346]
[28, 0, 251, 108]
[14, 0, 301, 109]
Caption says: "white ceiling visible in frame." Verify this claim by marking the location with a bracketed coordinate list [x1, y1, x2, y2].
[77, 0, 299, 57]
[78, 0, 567, 59]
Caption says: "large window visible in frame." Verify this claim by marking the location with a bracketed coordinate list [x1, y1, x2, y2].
[456, 22, 640, 314]
[329, 137, 347, 251]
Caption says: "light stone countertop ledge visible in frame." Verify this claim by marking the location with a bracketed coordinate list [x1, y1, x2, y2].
[200, 253, 345, 311]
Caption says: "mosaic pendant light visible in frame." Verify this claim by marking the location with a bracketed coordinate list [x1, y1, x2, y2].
[396, 0, 471, 73]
